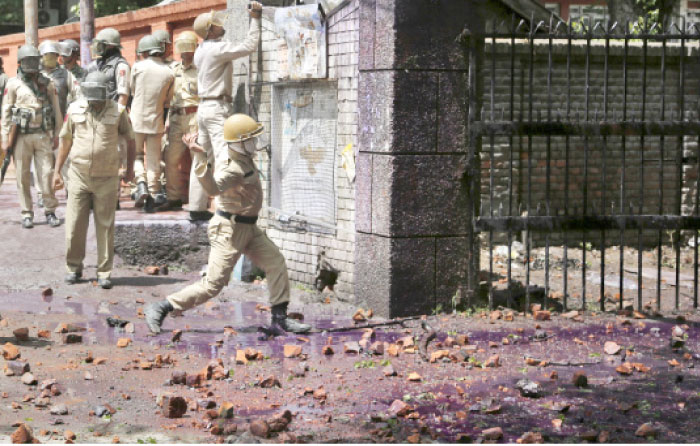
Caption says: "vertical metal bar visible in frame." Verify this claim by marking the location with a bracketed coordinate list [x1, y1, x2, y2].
[465, 28, 484, 299]
[582, 24, 591, 311]
[488, 22, 496, 311]
[619, 22, 629, 311]
[638, 22, 648, 312]
[525, 15, 535, 312]
[695, 26, 700, 309]
[563, 21, 572, 312]
[507, 15, 515, 305]
[545, 17, 553, 311]
[675, 23, 685, 311]
[600, 23, 610, 311]
[657, 37, 666, 311]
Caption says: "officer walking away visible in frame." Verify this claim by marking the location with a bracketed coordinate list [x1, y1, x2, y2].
[192, 3, 261, 178]
[53, 72, 136, 289]
[59, 39, 87, 81]
[0, 45, 62, 229]
[145, 114, 311, 335]
[158, 31, 210, 217]
[131, 35, 174, 212]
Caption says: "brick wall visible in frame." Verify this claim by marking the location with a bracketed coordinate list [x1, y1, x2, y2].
[478, 39, 700, 245]
[240, 0, 359, 299]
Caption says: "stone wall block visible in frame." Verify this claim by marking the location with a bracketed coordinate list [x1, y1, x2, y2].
[355, 153, 373, 233]
[438, 71, 468, 153]
[435, 237, 469, 311]
[370, 154, 394, 237]
[359, 0, 376, 70]
[355, 233, 392, 317]
[358, 71, 394, 153]
[387, 237, 436, 317]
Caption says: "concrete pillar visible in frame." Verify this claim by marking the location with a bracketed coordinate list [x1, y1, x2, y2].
[355, 0, 489, 317]
[24, 0, 39, 47]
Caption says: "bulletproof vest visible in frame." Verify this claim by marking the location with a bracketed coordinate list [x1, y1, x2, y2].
[69, 64, 87, 82]
[91, 54, 127, 101]
[47, 67, 69, 116]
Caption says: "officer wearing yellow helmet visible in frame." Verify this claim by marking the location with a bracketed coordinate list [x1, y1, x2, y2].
[145, 113, 311, 336]
[157, 31, 210, 219]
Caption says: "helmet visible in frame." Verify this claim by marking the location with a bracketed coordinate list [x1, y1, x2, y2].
[137, 35, 162, 55]
[223, 114, 264, 143]
[175, 31, 198, 53]
[81, 71, 109, 101]
[59, 39, 80, 57]
[17, 45, 41, 73]
[153, 29, 171, 45]
[38, 40, 60, 55]
[94, 28, 122, 47]
[193, 10, 227, 39]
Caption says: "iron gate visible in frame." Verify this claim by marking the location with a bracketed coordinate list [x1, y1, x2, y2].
[463, 17, 700, 313]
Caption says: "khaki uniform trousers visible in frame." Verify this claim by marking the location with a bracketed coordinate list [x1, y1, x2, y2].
[65, 167, 119, 279]
[133, 132, 163, 194]
[197, 99, 232, 166]
[14, 133, 58, 219]
[165, 111, 208, 210]
[167, 214, 290, 311]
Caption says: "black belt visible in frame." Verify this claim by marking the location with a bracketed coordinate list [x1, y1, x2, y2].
[216, 210, 257, 224]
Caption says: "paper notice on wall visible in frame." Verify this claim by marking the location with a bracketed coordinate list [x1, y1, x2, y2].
[273, 4, 327, 80]
[341, 143, 355, 183]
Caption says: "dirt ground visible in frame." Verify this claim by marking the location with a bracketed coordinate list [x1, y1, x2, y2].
[0, 179, 699, 444]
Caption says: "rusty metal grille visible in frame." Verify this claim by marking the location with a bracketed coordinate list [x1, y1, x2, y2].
[463, 17, 700, 313]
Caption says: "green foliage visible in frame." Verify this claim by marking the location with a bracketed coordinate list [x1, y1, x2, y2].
[71, 0, 161, 18]
[137, 438, 157, 444]
[354, 360, 376, 369]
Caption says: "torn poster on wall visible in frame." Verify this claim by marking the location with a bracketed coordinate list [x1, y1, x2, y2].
[273, 4, 327, 80]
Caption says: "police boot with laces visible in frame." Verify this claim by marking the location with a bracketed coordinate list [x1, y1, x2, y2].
[145, 300, 174, 333]
[270, 303, 311, 334]
[46, 213, 61, 227]
[134, 182, 149, 208]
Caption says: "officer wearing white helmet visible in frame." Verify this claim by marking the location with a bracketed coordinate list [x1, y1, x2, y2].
[158, 31, 210, 219]
[59, 39, 87, 81]
[192, 3, 262, 181]
[145, 114, 311, 335]
[53, 71, 136, 289]
[0, 45, 63, 229]
[130, 35, 174, 212]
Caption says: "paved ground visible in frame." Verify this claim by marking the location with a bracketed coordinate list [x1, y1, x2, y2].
[0, 172, 699, 444]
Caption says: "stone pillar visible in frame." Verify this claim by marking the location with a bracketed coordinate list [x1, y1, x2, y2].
[356, 0, 486, 317]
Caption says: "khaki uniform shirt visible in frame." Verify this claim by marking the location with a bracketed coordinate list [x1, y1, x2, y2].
[194, 148, 262, 217]
[59, 99, 134, 177]
[129, 56, 174, 134]
[170, 61, 199, 109]
[193, 18, 260, 99]
[1, 75, 62, 145]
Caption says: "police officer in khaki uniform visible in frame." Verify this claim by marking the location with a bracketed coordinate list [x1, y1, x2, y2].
[158, 31, 210, 216]
[59, 39, 87, 81]
[0, 45, 62, 229]
[131, 35, 175, 212]
[145, 114, 311, 335]
[153, 29, 174, 65]
[39, 40, 79, 116]
[53, 72, 136, 289]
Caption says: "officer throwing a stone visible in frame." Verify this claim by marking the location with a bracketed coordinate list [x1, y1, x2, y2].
[53, 72, 136, 289]
[1, 45, 62, 229]
[191, 2, 262, 189]
[145, 114, 311, 335]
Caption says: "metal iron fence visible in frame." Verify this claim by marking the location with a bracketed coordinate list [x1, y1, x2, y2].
[463, 17, 700, 313]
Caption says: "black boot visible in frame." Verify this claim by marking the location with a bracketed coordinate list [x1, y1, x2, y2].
[270, 303, 311, 334]
[134, 182, 149, 208]
[145, 300, 174, 333]
[143, 195, 156, 213]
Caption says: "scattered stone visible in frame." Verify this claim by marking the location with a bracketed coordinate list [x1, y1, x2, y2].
[518, 431, 544, 443]
[50, 404, 68, 415]
[533, 310, 551, 321]
[171, 329, 183, 343]
[388, 400, 412, 417]
[250, 419, 270, 438]
[258, 376, 281, 388]
[171, 371, 187, 385]
[369, 341, 384, 355]
[313, 387, 327, 400]
[6, 361, 30, 376]
[36, 330, 50, 339]
[455, 335, 469, 346]
[124, 323, 135, 333]
[482, 427, 503, 440]
[185, 374, 202, 388]
[604, 341, 621, 355]
[343, 341, 361, 354]
[383, 364, 397, 377]
[267, 410, 292, 433]
[3, 343, 20, 360]
[387, 344, 400, 357]
[579, 430, 598, 441]
[597, 431, 610, 442]
[516, 379, 542, 398]
[283, 345, 302, 358]
[572, 371, 588, 388]
[449, 350, 470, 363]
[407, 434, 421, 443]
[41, 288, 53, 298]
[429, 350, 450, 363]
[144, 266, 160, 275]
[62, 334, 82, 344]
[84, 371, 93, 380]
[95, 406, 111, 417]
[162, 395, 187, 418]
[484, 355, 500, 368]
[616, 364, 633, 375]
[54, 323, 85, 334]
[322, 345, 334, 355]
[13, 328, 29, 342]
[291, 363, 308, 378]
[219, 401, 235, 419]
[11, 424, 33, 444]
[64, 430, 76, 441]
[94, 357, 107, 365]
[116, 338, 131, 348]
[490, 310, 502, 321]
[561, 310, 579, 319]
[21, 373, 37, 386]
[407, 372, 422, 382]
[635, 423, 658, 438]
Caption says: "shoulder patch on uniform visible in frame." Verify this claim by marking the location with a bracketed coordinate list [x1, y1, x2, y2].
[119, 68, 126, 77]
